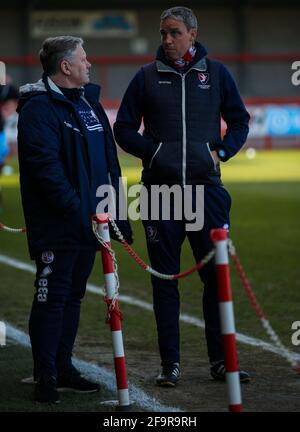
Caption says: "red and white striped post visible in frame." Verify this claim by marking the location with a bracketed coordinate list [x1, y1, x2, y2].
[211, 228, 243, 413]
[93, 213, 130, 410]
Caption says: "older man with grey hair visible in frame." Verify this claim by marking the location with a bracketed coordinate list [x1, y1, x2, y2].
[17, 36, 132, 403]
[114, 6, 250, 387]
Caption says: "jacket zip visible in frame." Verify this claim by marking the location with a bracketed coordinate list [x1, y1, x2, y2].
[181, 67, 203, 186]
[157, 64, 205, 187]
[181, 74, 187, 187]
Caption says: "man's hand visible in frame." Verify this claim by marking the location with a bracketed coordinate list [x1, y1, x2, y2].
[211, 150, 220, 164]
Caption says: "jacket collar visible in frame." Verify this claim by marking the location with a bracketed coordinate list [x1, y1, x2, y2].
[156, 41, 208, 74]
[17, 74, 102, 113]
[42, 73, 101, 104]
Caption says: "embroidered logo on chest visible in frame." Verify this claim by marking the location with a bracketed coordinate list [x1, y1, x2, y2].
[198, 72, 211, 89]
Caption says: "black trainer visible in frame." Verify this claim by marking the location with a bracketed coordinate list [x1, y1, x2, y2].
[156, 362, 181, 387]
[34, 374, 60, 404]
[210, 360, 251, 383]
[57, 369, 100, 393]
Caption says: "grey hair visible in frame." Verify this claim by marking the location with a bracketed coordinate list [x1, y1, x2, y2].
[39, 36, 84, 76]
[160, 6, 198, 30]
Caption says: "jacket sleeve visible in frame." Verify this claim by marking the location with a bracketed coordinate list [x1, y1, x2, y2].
[18, 98, 80, 215]
[113, 69, 158, 161]
[220, 64, 250, 160]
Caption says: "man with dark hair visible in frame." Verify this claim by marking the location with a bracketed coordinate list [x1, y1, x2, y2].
[114, 7, 250, 387]
[17, 36, 132, 403]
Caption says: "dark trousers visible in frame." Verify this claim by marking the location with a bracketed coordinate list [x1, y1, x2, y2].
[29, 248, 96, 378]
[142, 185, 231, 365]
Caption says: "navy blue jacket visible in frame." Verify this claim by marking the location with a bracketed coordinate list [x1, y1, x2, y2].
[114, 42, 250, 186]
[17, 75, 132, 259]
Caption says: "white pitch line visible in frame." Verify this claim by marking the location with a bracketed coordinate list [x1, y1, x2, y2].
[5, 322, 181, 412]
[0, 253, 36, 273]
[1, 253, 300, 362]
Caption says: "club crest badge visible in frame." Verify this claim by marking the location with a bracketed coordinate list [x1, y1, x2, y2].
[146, 226, 159, 243]
[198, 72, 210, 89]
[41, 251, 54, 264]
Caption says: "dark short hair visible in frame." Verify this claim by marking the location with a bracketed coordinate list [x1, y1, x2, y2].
[160, 6, 198, 31]
[39, 36, 83, 76]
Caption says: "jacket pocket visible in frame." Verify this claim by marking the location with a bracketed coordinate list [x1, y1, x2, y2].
[206, 142, 217, 171]
[187, 141, 216, 177]
[148, 142, 163, 168]
[142, 141, 182, 183]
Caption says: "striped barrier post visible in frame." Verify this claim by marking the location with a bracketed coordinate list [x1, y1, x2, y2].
[93, 213, 130, 410]
[211, 228, 243, 413]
